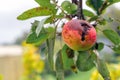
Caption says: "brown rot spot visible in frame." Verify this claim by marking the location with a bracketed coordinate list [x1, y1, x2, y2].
[81, 32, 85, 41]
[81, 23, 91, 28]
[35, 7, 40, 11]
[66, 48, 74, 58]
[71, 65, 76, 69]
[81, 23, 86, 26]
[80, 22, 91, 41]
[28, 13, 32, 16]
[71, 65, 77, 73]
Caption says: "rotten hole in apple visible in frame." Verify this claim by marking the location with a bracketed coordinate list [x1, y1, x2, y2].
[80, 22, 91, 41]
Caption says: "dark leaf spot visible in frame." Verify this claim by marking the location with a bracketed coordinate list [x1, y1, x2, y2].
[66, 48, 74, 58]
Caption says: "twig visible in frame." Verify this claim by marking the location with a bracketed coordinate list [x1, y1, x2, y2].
[52, 0, 72, 19]
[72, 0, 78, 5]
[92, 0, 108, 26]
[99, 0, 108, 15]
[77, 0, 85, 20]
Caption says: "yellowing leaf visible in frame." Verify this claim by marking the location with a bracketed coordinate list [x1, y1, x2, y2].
[17, 7, 52, 20]
[35, 0, 50, 7]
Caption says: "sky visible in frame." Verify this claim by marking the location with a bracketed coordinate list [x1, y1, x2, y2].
[0, 0, 39, 44]
[0, 0, 120, 44]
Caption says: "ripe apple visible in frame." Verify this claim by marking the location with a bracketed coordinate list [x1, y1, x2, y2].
[62, 19, 96, 51]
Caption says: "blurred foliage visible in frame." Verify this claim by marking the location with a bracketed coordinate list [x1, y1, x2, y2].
[21, 42, 44, 80]
[104, 6, 120, 35]
[90, 63, 120, 80]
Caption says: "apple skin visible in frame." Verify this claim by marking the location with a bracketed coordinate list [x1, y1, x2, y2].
[62, 19, 96, 51]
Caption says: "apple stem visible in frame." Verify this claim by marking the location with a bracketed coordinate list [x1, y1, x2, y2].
[77, 0, 85, 20]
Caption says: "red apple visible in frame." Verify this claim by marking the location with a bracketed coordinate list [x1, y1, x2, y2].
[62, 19, 96, 51]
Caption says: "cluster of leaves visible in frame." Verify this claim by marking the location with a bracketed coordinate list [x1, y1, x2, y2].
[86, 0, 120, 54]
[17, 0, 120, 80]
[21, 42, 44, 80]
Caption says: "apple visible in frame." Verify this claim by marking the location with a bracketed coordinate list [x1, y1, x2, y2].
[62, 19, 96, 51]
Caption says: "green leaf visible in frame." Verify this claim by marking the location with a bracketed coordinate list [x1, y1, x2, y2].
[45, 27, 56, 70]
[86, 0, 120, 15]
[76, 51, 96, 71]
[112, 45, 120, 53]
[117, 26, 120, 30]
[103, 29, 120, 45]
[55, 13, 64, 19]
[36, 16, 50, 36]
[26, 31, 49, 46]
[98, 19, 106, 25]
[88, 16, 98, 22]
[47, 39, 55, 70]
[97, 42, 104, 51]
[83, 9, 95, 17]
[17, 7, 52, 20]
[35, 0, 50, 7]
[61, 45, 76, 70]
[55, 50, 64, 80]
[86, 0, 104, 14]
[100, 0, 120, 14]
[33, 0, 57, 23]
[104, 17, 113, 22]
[35, 0, 57, 14]
[26, 21, 55, 69]
[40, 44, 47, 55]
[107, 0, 120, 8]
[55, 50, 64, 71]
[45, 27, 55, 38]
[61, 1, 77, 14]
[26, 21, 55, 46]
[31, 20, 39, 31]
[95, 58, 111, 80]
